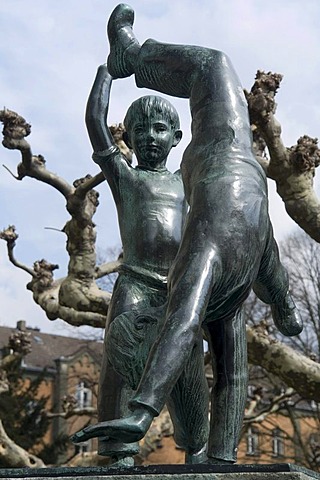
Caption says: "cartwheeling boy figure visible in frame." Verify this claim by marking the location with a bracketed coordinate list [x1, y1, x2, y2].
[83, 53, 209, 465]
[73, 4, 302, 465]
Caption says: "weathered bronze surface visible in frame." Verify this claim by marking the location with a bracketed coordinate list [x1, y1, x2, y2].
[84, 49, 208, 464]
[1, 463, 320, 480]
[72, 3, 302, 465]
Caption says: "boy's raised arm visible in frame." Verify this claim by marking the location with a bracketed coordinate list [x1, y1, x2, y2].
[85, 64, 116, 153]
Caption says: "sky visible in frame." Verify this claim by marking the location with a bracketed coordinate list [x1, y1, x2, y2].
[1, 0, 320, 335]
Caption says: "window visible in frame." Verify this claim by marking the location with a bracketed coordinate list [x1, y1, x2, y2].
[310, 400, 318, 411]
[75, 381, 92, 409]
[247, 385, 255, 397]
[309, 433, 320, 463]
[25, 400, 42, 425]
[33, 335, 43, 344]
[272, 428, 285, 457]
[75, 439, 91, 455]
[246, 426, 260, 456]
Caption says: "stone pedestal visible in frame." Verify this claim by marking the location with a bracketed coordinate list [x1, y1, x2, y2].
[0, 463, 319, 480]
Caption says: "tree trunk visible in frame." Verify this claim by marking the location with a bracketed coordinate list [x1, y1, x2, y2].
[0, 420, 45, 468]
[247, 326, 320, 402]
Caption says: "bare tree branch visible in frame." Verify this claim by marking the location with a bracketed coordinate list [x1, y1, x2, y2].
[0, 420, 45, 468]
[75, 171, 105, 196]
[246, 71, 320, 242]
[0, 107, 117, 324]
[95, 259, 121, 279]
[244, 387, 294, 424]
[247, 325, 320, 402]
[27, 271, 107, 328]
[0, 226, 35, 277]
[0, 108, 73, 198]
[46, 408, 97, 420]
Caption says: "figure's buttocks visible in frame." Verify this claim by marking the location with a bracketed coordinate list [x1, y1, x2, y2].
[117, 168, 186, 276]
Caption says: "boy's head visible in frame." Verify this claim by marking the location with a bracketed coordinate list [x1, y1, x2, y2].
[123, 95, 182, 169]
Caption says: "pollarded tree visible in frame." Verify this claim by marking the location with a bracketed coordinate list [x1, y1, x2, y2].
[1, 72, 320, 399]
[280, 230, 320, 360]
[245, 71, 320, 242]
[0, 329, 45, 468]
[240, 230, 320, 471]
[0, 71, 320, 468]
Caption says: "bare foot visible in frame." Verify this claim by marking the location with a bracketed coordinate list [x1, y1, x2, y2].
[271, 292, 303, 336]
[107, 3, 140, 78]
[71, 408, 153, 444]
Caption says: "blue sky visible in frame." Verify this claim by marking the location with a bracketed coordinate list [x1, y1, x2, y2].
[1, 0, 320, 334]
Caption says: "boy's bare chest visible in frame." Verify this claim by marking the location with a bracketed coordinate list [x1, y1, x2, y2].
[128, 172, 184, 204]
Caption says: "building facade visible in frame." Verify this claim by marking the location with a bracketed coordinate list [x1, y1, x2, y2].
[0, 321, 103, 463]
[0, 321, 318, 469]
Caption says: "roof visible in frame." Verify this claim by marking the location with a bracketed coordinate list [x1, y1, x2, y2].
[0, 323, 103, 371]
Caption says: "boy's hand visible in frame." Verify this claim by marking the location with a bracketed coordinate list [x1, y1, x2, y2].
[98, 63, 113, 81]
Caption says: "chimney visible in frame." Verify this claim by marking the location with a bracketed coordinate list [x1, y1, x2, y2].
[16, 320, 26, 331]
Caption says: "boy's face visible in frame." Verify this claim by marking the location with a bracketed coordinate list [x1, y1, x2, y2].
[127, 114, 180, 169]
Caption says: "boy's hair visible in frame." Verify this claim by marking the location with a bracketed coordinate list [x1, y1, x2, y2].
[124, 95, 180, 132]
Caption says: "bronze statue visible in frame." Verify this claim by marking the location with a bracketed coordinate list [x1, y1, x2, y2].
[84, 63, 209, 465]
[72, 3, 302, 465]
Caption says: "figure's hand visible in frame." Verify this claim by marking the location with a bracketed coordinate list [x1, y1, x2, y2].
[98, 63, 113, 82]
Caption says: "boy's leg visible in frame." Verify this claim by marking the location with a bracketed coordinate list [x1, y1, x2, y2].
[71, 228, 218, 443]
[203, 310, 248, 464]
[97, 275, 141, 463]
[98, 357, 138, 465]
[127, 210, 221, 421]
[166, 335, 209, 464]
[253, 230, 303, 336]
[98, 275, 167, 462]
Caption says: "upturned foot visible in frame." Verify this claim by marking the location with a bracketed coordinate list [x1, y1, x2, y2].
[107, 3, 140, 78]
[71, 408, 153, 444]
[271, 292, 303, 336]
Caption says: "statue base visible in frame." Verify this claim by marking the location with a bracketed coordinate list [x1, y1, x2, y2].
[0, 464, 319, 480]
